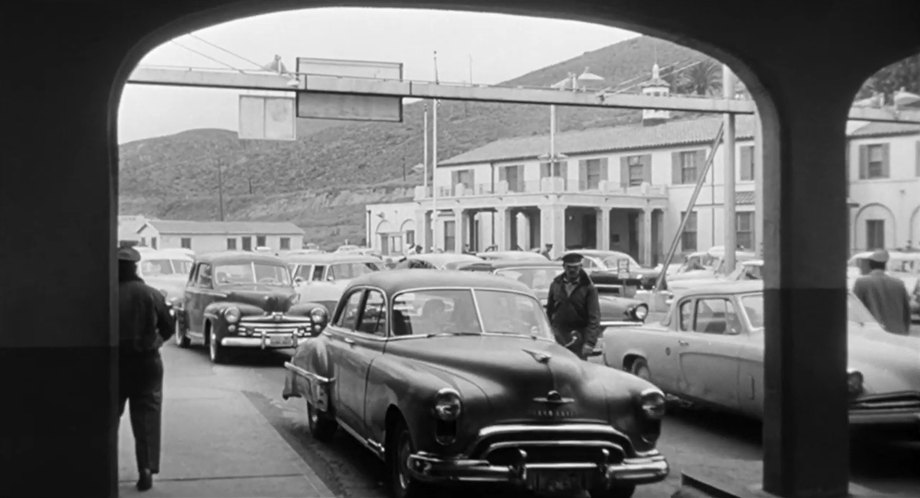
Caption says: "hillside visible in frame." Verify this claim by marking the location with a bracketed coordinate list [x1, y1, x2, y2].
[119, 36, 717, 248]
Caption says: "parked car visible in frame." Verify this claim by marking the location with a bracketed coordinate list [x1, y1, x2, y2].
[557, 250, 656, 296]
[458, 260, 649, 325]
[666, 259, 764, 292]
[600, 281, 920, 430]
[137, 249, 194, 307]
[172, 252, 327, 363]
[393, 252, 483, 270]
[282, 270, 669, 498]
[475, 250, 549, 262]
[283, 253, 384, 314]
[667, 247, 758, 284]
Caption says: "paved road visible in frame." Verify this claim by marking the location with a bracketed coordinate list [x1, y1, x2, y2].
[154, 338, 919, 498]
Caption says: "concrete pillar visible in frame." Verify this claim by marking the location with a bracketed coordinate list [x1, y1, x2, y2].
[642, 208, 653, 266]
[494, 207, 508, 251]
[540, 204, 566, 252]
[452, 208, 464, 252]
[415, 210, 428, 253]
[596, 207, 611, 250]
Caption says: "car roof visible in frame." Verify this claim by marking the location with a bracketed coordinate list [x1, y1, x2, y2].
[673, 280, 764, 298]
[193, 251, 286, 265]
[476, 250, 547, 259]
[406, 253, 483, 264]
[138, 249, 193, 261]
[346, 269, 533, 295]
[279, 253, 381, 264]
[565, 249, 633, 259]
[460, 260, 563, 271]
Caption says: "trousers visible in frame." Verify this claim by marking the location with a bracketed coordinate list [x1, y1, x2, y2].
[118, 351, 164, 473]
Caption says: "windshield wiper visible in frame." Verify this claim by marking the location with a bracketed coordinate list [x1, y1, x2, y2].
[424, 331, 481, 338]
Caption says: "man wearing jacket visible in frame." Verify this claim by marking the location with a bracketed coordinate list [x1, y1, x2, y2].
[546, 252, 601, 359]
[118, 246, 175, 491]
[853, 249, 911, 335]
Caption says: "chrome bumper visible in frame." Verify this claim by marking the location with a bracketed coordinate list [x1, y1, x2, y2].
[849, 409, 920, 428]
[407, 451, 668, 487]
[220, 333, 300, 348]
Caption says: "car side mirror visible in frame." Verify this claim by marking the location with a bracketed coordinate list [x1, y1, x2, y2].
[293, 276, 304, 286]
[326, 275, 335, 282]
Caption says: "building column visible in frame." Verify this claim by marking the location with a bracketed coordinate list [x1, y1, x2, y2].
[452, 208, 464, 252]
[642, 208, 653, 266]
[540, 204, 566, 253]
[493, 207, 508, 251]
[415, 209, 428, 253]
[596, 207, 611, 250]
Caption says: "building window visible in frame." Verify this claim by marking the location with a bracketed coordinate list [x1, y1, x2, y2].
[405, 230, 415, 246]
[180, 237, 191, 249]
[443, 221, 456, 252]
[681, 211, 697, 252]
[627, 156, 645, 186]
[256, 235, 267, 247]
[280, 237, 290, 250]
[740, 145, 754, 181]
[140, 237, 146, 246]
[736, 212, 754, 250]
[680, 152, 698, 184]
[540, 161, 566, 177]
[858, 143, 889, 179]
[500, 165, 524, 192]
[866, 219, 885, 250]
[227, 238, 237, 250]
[451, 169, 474, 194]
[242, 237, 252, 251]
[868, 145, 885, 178]
[151, 237, 158, 250]
[581, 159, 603, 190]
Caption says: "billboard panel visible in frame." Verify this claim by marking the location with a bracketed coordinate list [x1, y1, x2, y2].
[295, 57, 403, 122]
[296, 57, 402, 80]
[238, 95, 296, 141]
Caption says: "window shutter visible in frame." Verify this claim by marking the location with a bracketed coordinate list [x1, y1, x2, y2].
[642, 154, 652, 183]
[881, 143, 890, 177]
[560, 161, 568, 182]
[740, 146, 753, 181]
[600, 158, 608, 183]
[579, 160, 588, 189]
[858, 145, 868, 179]
[672, 152, 681, 183]
[451, 170, 459, 185]
[620, 157, 629, 187]
[540, 162, 549, 178]
[695, 150, 707, 182]
[499, 166, 507, 182]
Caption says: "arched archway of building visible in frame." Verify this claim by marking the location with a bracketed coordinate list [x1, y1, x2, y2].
[853, 202, 897, 251]
[399, 219, 416, 250]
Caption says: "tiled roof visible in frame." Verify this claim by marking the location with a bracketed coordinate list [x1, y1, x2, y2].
[736, 191, 755, 205]
[440, 115, 757, 166]
[141, 220, 304, 236]
[848, 122, 920, 138]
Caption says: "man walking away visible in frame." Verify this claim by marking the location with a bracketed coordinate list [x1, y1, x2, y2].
[118, 246, 175, 491]
[853, 249, 911, 335]
[546, 252, 601, 359]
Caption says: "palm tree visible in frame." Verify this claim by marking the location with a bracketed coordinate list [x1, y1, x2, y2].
[678, 59, 723, 96]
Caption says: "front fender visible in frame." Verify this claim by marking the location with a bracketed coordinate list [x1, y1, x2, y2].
[283, 332, 335, 413]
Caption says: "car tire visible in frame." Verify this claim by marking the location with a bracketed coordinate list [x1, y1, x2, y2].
[208, 327, 228, 364]
[591, 484, 636, 498]
[174, 315, 191, 348]
[387, 419, 433, 498]
[306, 400, 337, 442]
[630, 358, 651, 382]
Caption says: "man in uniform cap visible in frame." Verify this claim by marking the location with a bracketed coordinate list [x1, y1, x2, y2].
[546, 252, 601, 359]
[853, 249, 911, 335]
[117, 246, 174, 491]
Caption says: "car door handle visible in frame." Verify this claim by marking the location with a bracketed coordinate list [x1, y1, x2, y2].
[343, 337, 356, 345]
[678, 340, 690, 346]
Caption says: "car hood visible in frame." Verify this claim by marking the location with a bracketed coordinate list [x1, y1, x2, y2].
[848, 326, 920, 394]
[598, 295, 643, 321]
[385, 335, 614, 423]
[218, 285, 296, 312]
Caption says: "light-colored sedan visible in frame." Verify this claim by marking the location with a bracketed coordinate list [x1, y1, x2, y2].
[601, 281, 920, 429]
[282, 253, 384, 314]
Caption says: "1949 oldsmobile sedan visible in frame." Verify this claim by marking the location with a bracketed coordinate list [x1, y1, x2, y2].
[172, 252, 328, 363]
[282, 270, 668, 498]
[601, 281, 920, 431]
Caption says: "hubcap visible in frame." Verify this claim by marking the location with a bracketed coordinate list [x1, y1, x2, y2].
[210, 331, 217, 359]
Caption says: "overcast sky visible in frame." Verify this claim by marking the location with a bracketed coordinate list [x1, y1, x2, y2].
[117, 8, 638, 144]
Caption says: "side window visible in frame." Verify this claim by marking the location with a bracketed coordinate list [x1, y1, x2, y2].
[356, 290, 387, 337]
[335, 290, 364, 330]
[678, 300, 694, 331]
[693, 298, 738, 335]
[187, 264, 199, 286]
[582, 258, 597, 270]
[196, 264, 213, 289]
[312, 265, 326, 281]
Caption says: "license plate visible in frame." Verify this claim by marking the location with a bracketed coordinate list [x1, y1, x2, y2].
[531, 470, 586, 494]
[269, 336, 294, 347]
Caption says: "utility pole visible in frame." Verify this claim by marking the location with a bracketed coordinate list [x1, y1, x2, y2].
[723, 64, 737, 274]
[216, 156, 225, 222]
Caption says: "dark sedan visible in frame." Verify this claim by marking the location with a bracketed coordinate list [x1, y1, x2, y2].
[172, 251, 329, 363]
[283, 270, 668, 498]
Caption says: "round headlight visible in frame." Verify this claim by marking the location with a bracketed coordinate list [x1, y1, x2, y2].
[310, 307, 328, 325]
[847, 370, 864, 397]
[632, 304, 649, 321]
[433, 388, 462, 421]
[639, 389, 666, 420]
[224, 306, 241, 324]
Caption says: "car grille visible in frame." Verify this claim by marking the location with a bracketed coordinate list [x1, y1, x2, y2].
[850, 392, 920, 411]
[467, 425, 635, 463]
[239, 314, 311, 333]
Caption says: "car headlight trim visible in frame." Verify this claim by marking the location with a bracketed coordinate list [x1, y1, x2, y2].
[632, 303, 649, 321]
[433, 388, 462, 421]
[310, 307, 328, 326]
[639, 388, 666, 420]
[847, 370, 863, 397]
[224, 306, 241, 324]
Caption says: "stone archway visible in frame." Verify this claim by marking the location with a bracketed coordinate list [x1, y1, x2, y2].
[853, 202, 897, 250]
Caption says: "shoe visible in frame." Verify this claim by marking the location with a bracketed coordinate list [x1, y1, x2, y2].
[136, 468, 153, 491]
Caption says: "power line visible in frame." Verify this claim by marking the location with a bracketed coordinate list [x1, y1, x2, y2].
[186, 33, 265, 70]
[169, 40, 242, 71]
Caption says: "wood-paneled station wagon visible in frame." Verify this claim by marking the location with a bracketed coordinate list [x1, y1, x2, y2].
[282, 269, 669, 498]
[172, 252, 329, 363]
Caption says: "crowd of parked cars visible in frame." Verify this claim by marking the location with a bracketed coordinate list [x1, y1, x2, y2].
[124, 241, 918, 498]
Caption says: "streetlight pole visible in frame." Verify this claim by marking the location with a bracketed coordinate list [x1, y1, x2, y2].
[216, 157, 225, 222]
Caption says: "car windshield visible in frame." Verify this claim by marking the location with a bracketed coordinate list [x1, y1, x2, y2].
[601, 254, 640, 270]
[390, 288, 552, 339]
[329, 262, 381, 279]
[139, 258, 175, 276]
[214, 262, 292, 286]
[495, 267, 562, 291]
[741, 292, 878, 329]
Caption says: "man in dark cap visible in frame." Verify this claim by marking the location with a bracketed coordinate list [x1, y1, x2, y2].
[853, 249, 911, 335]
[117, 246, 174, 491]
[546, 252, 601, 359]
